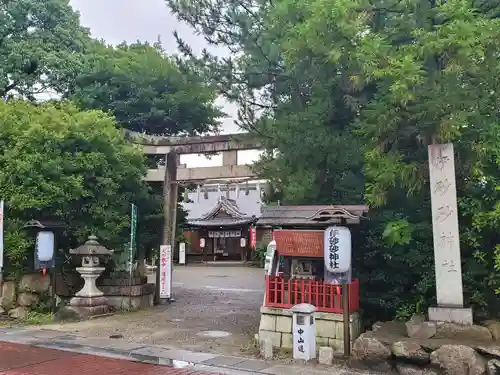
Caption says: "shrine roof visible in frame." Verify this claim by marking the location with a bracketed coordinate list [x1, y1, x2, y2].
[257, 205, 368, 226]
[187, 217, 256, 227]
[183, 183, 263, 220]
[186, 195, 258, 227]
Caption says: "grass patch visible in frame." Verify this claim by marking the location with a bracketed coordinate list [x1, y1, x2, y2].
[23, 311, 53, 325]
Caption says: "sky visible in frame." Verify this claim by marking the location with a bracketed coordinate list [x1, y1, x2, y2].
[69, 0, 259, 167]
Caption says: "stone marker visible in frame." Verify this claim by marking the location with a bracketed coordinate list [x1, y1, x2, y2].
[428, 143, 472, 325]
[259, 337, 273, 360]
[318, 346, 334, 365]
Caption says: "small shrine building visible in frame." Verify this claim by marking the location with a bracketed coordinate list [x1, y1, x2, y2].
[255, 204, 368, 353]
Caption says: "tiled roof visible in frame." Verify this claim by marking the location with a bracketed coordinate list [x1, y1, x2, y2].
[200, 196, 245, 220]
[257, 205, 368, 226]
[182, 183, 264, 220]
[187, 217, 255, 227]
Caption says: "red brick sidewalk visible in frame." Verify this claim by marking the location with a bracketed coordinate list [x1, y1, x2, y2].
[0, 342, 217, 375]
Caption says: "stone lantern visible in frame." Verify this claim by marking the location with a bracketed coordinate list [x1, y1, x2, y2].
[65, 235, 114, 318]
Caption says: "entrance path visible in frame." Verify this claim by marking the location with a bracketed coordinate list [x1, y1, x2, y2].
[1, 266, 381, 374]
[41, 266, 265, 357]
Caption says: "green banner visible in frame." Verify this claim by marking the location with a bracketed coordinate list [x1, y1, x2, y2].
[129, 203, 138, 267]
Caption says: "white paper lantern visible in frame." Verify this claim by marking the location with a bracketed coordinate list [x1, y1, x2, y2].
[323, 226, 351, 273]
[36, 231, 55, 262]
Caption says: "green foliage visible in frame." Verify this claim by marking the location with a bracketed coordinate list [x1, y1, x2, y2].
[253, 243, 267, 267]
[168, 0, 500, 321]
[2, 220, 32, 280]
[0, 100, 150, 253]
[0, 0, 90, 100]
[382, 220, 414, 247]
[69, 40, 223, 136]
[23, 311, 53, 325]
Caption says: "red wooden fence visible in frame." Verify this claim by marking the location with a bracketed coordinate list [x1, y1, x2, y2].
[264, 276, 360, 313]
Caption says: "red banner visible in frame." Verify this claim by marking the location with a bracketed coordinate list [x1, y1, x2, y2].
[250, 227, 257, 249]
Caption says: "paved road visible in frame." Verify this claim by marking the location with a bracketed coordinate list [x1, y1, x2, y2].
[41, 266, 265, 356]
[0, 342, 215, 375]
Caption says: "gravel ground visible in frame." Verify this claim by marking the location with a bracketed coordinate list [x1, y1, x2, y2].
[39, 265, 265, 357]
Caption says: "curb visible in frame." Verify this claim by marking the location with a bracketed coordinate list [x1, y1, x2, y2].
[0, 335, 262, 374]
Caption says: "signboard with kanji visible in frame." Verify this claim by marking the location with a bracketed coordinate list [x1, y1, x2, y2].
[250, 227, 257, 249]
[159, 245, 171, 299]
[323, 226, 351, 273]
[129, 203, 138, 272]
[273, 230, 323, 257]
[0, 200, 4, 272]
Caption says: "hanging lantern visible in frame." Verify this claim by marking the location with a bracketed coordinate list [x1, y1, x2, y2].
[36, 231, 55, 262]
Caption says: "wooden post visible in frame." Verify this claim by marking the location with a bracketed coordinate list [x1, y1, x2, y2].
[342, 284, 351, 357]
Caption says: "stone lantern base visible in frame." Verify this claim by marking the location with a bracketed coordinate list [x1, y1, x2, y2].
[58, 266, 111, 319]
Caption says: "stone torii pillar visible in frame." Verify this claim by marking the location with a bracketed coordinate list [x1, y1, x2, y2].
[427, 143, 472, 324]
[154, 151, 178, 304]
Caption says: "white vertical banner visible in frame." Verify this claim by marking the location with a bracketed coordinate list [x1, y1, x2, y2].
[159, 245, 172, 299]
[0, 200, 4, 271]
[179, 242, 186, 265]
[0, 200, 4, 296]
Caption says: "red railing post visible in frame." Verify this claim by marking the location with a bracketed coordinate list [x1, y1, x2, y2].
[264, 276, 359, 313]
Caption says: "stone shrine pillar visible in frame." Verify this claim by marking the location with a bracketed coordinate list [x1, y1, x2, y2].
[427, 143, 472, 324]
[155, 151, 178, 304]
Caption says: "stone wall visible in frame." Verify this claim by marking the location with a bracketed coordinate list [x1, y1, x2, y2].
[351, 318, 500, 375]
[100, 283, 154, 311]
[258, 306, 363, 353]
[97, 272, 154, 311]
[0, 273, 51, 319]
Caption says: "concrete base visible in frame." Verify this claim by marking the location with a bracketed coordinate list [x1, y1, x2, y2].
[59, 295, 111, 319]
[56, 304, 110, 321]
[100, 283, 154, 311]
[106, 294, 153, 311]
[428, 306, 473, 325]
[258, 306, 362, 353]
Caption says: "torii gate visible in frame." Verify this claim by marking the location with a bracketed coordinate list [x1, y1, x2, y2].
[125, 131, 261, 303]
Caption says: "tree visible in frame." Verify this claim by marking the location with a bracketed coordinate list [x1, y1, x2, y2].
[0, 0, 90, 100]
[69, 40, 223, 136]
[168, 0, 500, 319]
[0, 100, 151, 277]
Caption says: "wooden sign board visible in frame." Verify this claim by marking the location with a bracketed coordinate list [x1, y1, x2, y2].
[273, 230, 324, 257]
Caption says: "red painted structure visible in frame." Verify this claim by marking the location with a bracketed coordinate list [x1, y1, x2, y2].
[264, 276, 360, 313]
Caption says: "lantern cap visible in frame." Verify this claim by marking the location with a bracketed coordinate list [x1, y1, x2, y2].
[70, 235, 113, 256]
[291, 303, 316, 314]
[23, 219, 65, 230]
